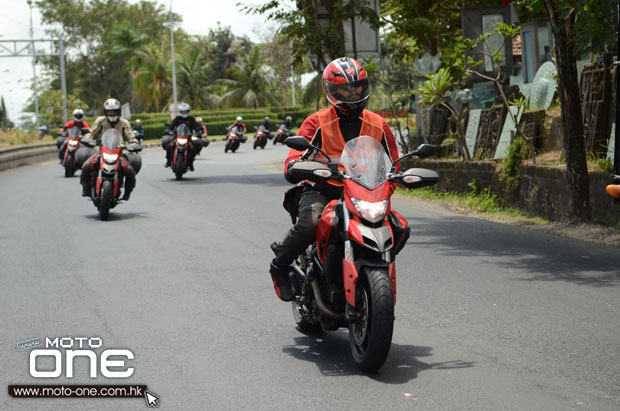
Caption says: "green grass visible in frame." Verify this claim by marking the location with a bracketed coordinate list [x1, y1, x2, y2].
[396, 186, 547, 225]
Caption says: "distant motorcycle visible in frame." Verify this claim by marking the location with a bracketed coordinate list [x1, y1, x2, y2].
[83, 129, 142, 221]
[253, 125, 268, 150]
[170, 124, 200, 180]
[225, 126, 245, 153]
[59, 125, 94, 177]
[273, 124, 289, 145]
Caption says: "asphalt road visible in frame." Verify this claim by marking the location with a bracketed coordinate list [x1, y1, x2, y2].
[1, 141, 620, 411]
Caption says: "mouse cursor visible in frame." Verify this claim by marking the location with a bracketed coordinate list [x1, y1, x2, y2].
[144, 390, 159, 408]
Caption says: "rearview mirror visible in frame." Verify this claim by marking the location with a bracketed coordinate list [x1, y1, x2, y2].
[284, 136, 311, 151]
[415, 144, 438, 159]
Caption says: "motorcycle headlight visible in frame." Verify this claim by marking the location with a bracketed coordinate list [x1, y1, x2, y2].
[177, 137, 188, 145]
[351, 198, 389, 223]
[68, 140, 79, 146]
[102, 152, 119, 164]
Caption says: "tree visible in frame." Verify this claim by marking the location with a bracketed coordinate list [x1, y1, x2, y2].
[242, 0, 380, 73]
[134, 42, 172, 112]
[216, 46, 281, 109]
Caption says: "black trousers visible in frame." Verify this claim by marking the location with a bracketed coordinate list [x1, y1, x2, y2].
[272, 186, 335, 267]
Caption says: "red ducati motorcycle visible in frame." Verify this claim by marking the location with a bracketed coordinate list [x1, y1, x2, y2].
[60, 125, 94, 177]
[273, 125, 288, 145]
[284, 135, 439, 372]
[253, 125, 268, 150]
[225, 126, 245, 153]
[84, 129, 142, 220]
[170, 124, 200, 180]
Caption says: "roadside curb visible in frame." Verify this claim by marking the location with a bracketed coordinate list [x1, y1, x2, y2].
[0, 139, 227, 173]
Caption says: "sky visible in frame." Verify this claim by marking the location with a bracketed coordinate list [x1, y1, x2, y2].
[0, 0, 288, 124]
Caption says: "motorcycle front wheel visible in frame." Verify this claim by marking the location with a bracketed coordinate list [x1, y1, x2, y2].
[349, 267, 394, 372]
[99, 179, 114, 221]
[174, 154, 184, 180]
[64, 154, 74, 177]
[253, 138, 258, 150]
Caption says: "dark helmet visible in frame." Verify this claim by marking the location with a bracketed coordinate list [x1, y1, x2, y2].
[322, 57, 370, 117]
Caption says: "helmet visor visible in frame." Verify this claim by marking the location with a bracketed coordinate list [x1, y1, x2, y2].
[74, 113, 84, 120]
[106, 109, 120, 117]
[325, 78, 370, 103]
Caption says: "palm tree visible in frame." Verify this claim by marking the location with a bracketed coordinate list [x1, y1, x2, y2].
[177, 48, 209, 109]
[134, 43, 171, 112]
[301, 72, 326, 111]
[108, 24, 148, 110]
[217, 46, 281, 109]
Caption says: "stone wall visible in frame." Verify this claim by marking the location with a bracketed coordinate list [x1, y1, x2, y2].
[407, 158, 620, 226]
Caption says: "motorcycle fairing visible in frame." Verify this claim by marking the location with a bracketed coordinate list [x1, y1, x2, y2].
[316, 200, 338, 265]
[343, 179, 392, 222]
[389, 262, 396, 303]
[343, 258, 358, 306]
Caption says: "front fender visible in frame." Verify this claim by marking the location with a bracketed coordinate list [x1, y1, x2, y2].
[348, 220, 394, 253]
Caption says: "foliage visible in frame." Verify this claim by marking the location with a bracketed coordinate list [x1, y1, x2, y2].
[0, 129, 40, 146]
[241, 0, 380, 72]
[216, 46, 281, 109]
[499, 137, 529, 201]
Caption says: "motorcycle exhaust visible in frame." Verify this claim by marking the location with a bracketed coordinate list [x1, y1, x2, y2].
[311, 279, 344, 320]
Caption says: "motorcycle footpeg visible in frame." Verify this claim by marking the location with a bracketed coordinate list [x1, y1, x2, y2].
[345, 305, 361, 322]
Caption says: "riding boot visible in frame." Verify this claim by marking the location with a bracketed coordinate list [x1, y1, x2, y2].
[269, 259, 293, 302]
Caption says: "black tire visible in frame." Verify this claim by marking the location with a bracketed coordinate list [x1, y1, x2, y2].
[175, 154, 184, 180]
[99, 180, 113, 221]
[291, 299, 322, 333]
[349, 267, 394, 372]
[273, 136, 278, 145]
[64, 154, 74, 177]
[253, 138, 258, 150]
[260, 139, 266, 149]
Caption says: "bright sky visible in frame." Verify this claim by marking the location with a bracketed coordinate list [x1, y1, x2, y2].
[0, 0, 289, 124]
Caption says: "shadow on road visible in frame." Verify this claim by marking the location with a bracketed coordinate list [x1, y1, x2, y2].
[83, 211, 149, 221]
[282, 331, 474, 383]
[160, 173, 289, 187]
[405, 215, 620, 287]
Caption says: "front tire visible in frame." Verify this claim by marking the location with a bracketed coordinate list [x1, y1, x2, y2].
[64, 155, 74, 177]
[174, 154, 184, 180]
[253, 138, 258, 150]
[99, 180, 113, 221]
[349, 267, 394, 372]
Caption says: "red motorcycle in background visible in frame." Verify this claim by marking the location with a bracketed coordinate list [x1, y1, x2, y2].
[59, 125, 94, 177]
[170, 124, 200, 180]
[283, 135, 439, 372]
[273, 125, 289, 145]
[253, 125, 268, 150]
[225, 125, 245, 153]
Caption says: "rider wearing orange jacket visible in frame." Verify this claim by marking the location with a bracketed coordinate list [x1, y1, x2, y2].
[269, 57, 401, 301]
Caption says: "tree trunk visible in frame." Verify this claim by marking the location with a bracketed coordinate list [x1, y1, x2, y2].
[543, 0, 591, 222]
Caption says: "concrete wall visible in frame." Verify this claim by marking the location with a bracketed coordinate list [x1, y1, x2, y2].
[0, 143, 57, 172]
[408, 159, 620, 226]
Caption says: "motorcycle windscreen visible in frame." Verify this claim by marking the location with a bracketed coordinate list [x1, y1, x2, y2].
[69, 126, 81, 139]
[101, 129, 123, 151]
[341, 136, 392, 190]
[177, 124, 190, 137]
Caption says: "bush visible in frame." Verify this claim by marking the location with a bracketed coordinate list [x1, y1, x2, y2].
[0, 129, 39, 146]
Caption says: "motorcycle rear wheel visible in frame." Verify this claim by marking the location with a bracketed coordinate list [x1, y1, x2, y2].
[174, 154, 184, 180]
[99, 180, 113, 221]
[349, 267, 394, 372]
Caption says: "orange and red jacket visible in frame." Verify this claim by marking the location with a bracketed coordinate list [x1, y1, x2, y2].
[284, 107, 401, 187]
[61, 120, 90, 131]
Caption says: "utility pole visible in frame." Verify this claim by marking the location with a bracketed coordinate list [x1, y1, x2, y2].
[27, 0, 40, 130]
[290, 42, 295, 106]
[169, 1, 178, 116]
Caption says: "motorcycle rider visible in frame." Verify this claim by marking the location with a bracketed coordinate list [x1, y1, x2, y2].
[80, 98, 139, 200]
[196, 116, 210, 147]
[268, 57, 402, 301]
[57, 108, 90, 161]
[227, 116, 247, 142]
[162, 102, 202, 170]
[132, 119, 145, 144]
[281, 115, 295, 138]
[259, 115, 273, 140]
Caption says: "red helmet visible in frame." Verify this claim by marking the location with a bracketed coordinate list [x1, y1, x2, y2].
[322, 57, 370, 117]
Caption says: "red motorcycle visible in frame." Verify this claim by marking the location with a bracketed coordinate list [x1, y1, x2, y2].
[273, 125, 289, 145]
[283, 135, 439, 372]
[225, 125, 245, 153]
[83, 129, 142, 220]
[253, 125, 268, 150]
[60, 125, 94, 177]
[170, 124, 200, 180]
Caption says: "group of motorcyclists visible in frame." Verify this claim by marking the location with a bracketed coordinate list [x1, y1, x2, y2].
[56, 55, 405, 306]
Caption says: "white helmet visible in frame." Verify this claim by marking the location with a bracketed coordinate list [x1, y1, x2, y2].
[135, 119, 142, 126]
[73, 108, 84, 122]
[236, 116, 242, 122]
[103, 98, 121, 124]
[179, 102, 190, 118]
